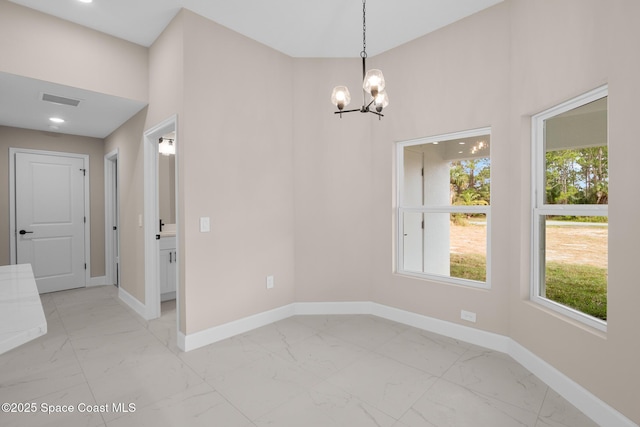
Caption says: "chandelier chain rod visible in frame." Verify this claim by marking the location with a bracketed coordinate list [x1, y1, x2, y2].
[361, 0, 367, 58]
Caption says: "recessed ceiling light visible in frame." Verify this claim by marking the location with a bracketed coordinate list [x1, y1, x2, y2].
[49, 117, 65, 123]
[78, 0, 93, 3]
[458, 142, 465, 145]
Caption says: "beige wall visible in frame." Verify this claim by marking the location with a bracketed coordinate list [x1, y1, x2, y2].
[104, 109, 148, 302]
[0, 126, 105, 277]
[360, 0, 637, 422]
[147, 11, 185, 327]
[293, 58, 374, 302]
[0, 0, 148, 102]
[370, 0, 511, 333]
[508, 0, 640, 421]
[179, 10, 295, 334]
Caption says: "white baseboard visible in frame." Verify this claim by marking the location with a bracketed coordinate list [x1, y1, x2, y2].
[508, 340, 636, 427]
[118, 287, 146, 319]
[181, 301, 636, 427]
[182, 304, 296, 352]
[161, 291, 176, 302]
[87, 276, 107, 287]
[370, 302, 511, 353]
[177, 330, 186, 352]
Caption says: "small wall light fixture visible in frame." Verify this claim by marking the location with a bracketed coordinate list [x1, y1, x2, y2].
[158, 137, 175, 156]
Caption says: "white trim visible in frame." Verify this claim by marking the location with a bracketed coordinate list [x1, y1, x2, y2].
[530, 86, 609, 333]
[143, 115, 178, 322]
[87, 276, 106, 287]
[143, 126, 160, 320]
[182, 304, 296, 352]
[118, 286, 146, 319]
[9, 148, 91, 287]
[177, 330, 186, 352]
[369, 302, 510, 352]
[179, 301, 636, 427]
[104, 149, 120, 288]
[396, 127, 492, 289]
[509, 340, 636, 427]
[398, 127, 493, 148]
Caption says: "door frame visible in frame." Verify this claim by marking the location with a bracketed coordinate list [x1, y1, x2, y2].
[104, 149, 120, 287]
[143, 115, 179, 324]
[9, 148, 91, 286]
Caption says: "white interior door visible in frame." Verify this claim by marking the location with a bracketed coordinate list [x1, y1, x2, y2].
[15, 152, 86, 293]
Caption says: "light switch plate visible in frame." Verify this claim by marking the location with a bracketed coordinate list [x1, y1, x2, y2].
[200, 217, 210, 232]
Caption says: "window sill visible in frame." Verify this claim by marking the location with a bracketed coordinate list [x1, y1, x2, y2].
[530, 295, 607, 334]
[396, 269, 491, 290]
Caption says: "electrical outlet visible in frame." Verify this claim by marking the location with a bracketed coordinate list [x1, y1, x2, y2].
[461, 310, 477, 323]
[266, 275, 274, 289]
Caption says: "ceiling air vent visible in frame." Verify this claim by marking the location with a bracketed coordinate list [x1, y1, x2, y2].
[42, 93, 81, 107]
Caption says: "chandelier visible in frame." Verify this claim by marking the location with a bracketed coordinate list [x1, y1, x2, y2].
[331, 0, 389, 119]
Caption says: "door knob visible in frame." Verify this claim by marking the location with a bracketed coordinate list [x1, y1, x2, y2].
[19, 230, 34, 235]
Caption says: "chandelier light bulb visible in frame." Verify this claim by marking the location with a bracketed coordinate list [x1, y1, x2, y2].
[331, 86, 351, 110]
[374, 91, 389, 112]
[363, 69, 385, 97]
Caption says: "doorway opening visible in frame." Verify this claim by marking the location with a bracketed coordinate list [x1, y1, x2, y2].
[105, 149, 120, 287]
[143, 115, 180, 348]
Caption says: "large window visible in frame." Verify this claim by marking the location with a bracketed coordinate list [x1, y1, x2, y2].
[397, 128, 491, 288]
[532, 86, 608, 331]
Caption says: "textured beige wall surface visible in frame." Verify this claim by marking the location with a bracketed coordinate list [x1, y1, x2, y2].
[146, 11, 185, 327]
[507, 0, 640, 422]
[0, 0, 148, 101]
[0, 126, 105, 277]
[293, 57, 374, 303]
[104, 109, 148, 303]
[365, 0, 638, 422]
[180, 10, 295, 334]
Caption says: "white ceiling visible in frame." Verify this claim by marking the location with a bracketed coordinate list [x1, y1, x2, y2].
[0, 72, 147, 138]
[3, 0, 503, 138]
[8, 0, 503, 57]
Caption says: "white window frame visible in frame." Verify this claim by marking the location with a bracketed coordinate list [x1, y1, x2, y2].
[531, 85, 608, 332]
[396, 127, 492, 289]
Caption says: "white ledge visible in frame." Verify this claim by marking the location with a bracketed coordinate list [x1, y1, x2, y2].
[0, 264, 47, 355]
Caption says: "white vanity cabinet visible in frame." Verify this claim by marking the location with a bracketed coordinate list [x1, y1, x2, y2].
[159, 236, 176, 301]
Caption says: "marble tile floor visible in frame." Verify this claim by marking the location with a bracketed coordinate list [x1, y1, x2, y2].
[0, 285, 599, 427]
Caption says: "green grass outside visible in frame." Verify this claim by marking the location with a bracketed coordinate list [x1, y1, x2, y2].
[450, 254, 607, 321]
[545, 262, 607, 321]
[450, 253, 486, 282]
